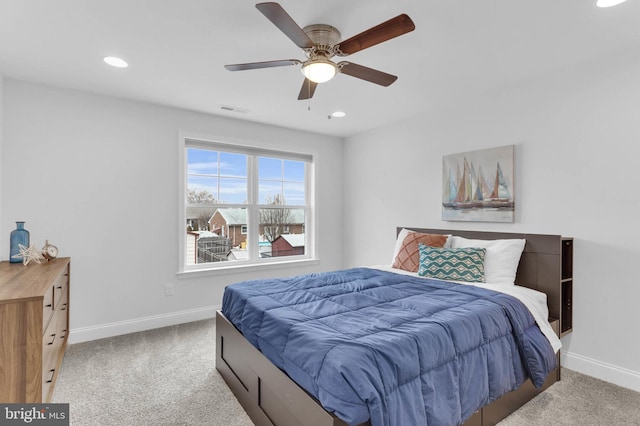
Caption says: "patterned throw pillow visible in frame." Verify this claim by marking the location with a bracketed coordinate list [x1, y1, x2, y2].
[417, 244, 486, 283]
[392, 232, 448, 272]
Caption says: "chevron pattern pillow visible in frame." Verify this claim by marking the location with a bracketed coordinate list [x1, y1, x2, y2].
[417, 244, 486, 283]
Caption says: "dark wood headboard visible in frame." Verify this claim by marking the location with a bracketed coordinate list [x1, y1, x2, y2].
[398, 227, 566, 323]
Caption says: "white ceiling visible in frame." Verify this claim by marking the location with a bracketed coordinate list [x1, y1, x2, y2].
[1, 0, 640, 137]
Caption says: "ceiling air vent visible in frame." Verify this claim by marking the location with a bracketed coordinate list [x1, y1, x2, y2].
[219, 105, 250, 114]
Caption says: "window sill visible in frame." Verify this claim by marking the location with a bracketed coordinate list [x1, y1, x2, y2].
[176, 258, 320, 279]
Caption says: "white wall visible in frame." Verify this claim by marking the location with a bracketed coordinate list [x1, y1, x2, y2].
[343, 48, 640, 392]
[0, 76, 3, 246]
[1, 79, 344, 342]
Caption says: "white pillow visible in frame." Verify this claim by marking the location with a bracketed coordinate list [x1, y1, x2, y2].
[450, 236, 526, 284]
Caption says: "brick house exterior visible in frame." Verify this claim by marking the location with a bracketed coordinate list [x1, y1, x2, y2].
[208, 208, 304, 248]
[209, 209, 247, 247]
[270, 234, 305, 257]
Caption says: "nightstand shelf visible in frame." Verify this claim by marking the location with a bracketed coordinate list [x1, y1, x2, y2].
[560, 238, 573, 336]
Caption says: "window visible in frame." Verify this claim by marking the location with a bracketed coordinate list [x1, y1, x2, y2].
[180, 137, 314, 272]
[186, 218, 198, 231]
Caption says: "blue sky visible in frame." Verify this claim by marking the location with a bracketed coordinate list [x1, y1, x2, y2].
[187, 149, 305, 204]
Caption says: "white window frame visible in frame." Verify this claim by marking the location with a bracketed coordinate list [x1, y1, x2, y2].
[178, 133, 316, 275]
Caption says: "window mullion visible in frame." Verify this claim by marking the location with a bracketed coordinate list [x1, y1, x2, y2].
[305, 162, 312, 257]
[247, 155, 258, 262]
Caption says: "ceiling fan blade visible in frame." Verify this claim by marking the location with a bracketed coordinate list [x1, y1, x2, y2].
[297, 78, 318, 100]
[225, 59, 301, 71]
[256, 2, 314, 49]
[334, 14, 415, 56]
[338, 62, 398, 87]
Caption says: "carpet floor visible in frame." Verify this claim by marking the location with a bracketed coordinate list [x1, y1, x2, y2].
[52, 319, 640, 425]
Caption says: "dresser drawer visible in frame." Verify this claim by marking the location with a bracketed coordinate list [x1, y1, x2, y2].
[42, 333, 59, 402]
[53, 267, 69, 308]
[42, 327, 59, 376]
[56, 290, 69, 344]
[43, 284, 55, 328]
[42, 309, 65, 369]
[56, 292, 69, 334]
[41, 366, 56, 404]
[58, 300, 69, 341]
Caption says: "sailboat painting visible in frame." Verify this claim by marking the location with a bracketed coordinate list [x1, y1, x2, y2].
[442, 145, 515, 222]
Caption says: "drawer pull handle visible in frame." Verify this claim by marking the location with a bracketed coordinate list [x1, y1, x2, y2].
[60, 330, 67, 339]
[61, 303, 67, 311]
[56, 285, 63, 290]
[45, 303, 52, 308]
[47, 333, 56, 345]
[46, 369, 55, 383]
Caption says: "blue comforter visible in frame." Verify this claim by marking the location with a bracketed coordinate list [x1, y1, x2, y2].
[222, 268, 557, 426]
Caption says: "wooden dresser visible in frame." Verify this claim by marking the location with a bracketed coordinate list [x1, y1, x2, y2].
[0, 257, 70, 403]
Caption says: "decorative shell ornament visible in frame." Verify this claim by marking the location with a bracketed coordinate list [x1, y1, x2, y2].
[42, 240, 59, 261]
[11, 243, 43, 265]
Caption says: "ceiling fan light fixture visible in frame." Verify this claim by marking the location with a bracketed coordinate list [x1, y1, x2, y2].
[302, 59, 337, 84]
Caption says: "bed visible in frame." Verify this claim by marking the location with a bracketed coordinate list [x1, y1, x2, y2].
[216, 228, 566, 426]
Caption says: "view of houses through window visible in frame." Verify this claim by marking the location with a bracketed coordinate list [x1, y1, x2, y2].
[184, 142, 310, 267]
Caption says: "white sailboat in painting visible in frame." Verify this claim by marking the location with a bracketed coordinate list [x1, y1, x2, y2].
[443, 159, 513, 210]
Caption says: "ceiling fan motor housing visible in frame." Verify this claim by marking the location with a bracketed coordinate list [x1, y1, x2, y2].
[302, 24, 341, 55]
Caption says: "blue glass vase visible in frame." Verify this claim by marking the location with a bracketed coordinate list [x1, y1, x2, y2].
[10, 221, 30, 263]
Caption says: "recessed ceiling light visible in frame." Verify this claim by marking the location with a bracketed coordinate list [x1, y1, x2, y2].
[331, 111, 346, 118]
[596, 0, 628, 7]
[103, 56, 128, 68]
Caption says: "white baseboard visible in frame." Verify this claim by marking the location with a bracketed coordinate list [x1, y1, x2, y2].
[68, 306, 220, 344]
[562, 350, 640, 393]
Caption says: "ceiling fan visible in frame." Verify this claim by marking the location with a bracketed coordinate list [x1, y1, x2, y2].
[224, 2, 416, 100]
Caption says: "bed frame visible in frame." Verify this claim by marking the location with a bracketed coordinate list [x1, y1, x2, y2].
[216, 228, 565, 426]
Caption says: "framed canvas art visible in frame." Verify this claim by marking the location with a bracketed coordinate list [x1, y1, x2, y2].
[442, 145, 514, 222]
